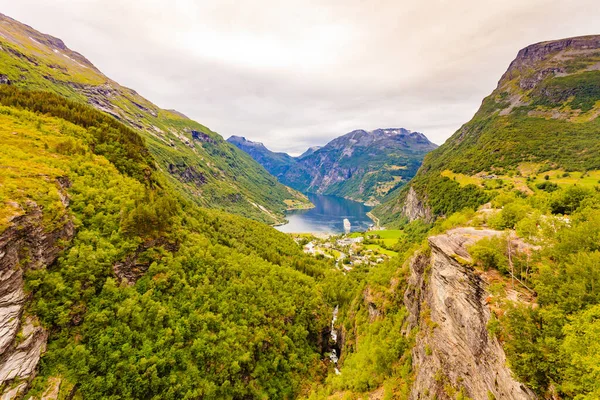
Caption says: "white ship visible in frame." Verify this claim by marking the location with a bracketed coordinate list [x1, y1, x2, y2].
[343, 218, 351, 233]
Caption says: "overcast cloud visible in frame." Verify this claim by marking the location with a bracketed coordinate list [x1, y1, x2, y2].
[2, 1, 599, 154]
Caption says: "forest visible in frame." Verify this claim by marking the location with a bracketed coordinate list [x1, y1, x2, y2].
[0, 86, 344, 399]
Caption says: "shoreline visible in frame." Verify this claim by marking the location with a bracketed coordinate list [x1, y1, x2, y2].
[366, 211, 381, 229]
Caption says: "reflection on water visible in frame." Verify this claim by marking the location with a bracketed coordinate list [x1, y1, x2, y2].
[275, 193, 373, 234]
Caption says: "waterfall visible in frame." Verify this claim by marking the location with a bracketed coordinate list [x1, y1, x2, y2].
[330, 306, 341, 375]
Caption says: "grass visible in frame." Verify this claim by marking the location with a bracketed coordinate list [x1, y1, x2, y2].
[367, 229, 405, 247]
[441, 170, 482, 186]
[373, 230, 405, 239]
[365, 244, 399, 257]
[0, 106, 80, 231]
[441, 164, 600, 196]
[284, 197, 313, 210]
[532, 170, 600, 189]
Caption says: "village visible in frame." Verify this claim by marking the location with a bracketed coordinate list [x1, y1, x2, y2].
[290, 228, 402, 271]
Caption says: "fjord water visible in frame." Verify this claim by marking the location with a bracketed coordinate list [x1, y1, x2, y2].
[276, 193, 373, 234]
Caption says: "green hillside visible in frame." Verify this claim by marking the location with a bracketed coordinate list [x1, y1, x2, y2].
[374, 35, 600, 225]
[0, 84, 336, 399]
[3, 11, 600, 400]
[0, 13, 310, 225]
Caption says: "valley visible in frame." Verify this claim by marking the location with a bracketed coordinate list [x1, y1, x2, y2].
[0, 8, 600, 400]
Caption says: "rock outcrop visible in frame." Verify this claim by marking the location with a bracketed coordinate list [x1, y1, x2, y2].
[401, 187, 434, 223]
[500, 35, 600, 87]
[0, 183, 74, 399]
[405, 227, 535, 400]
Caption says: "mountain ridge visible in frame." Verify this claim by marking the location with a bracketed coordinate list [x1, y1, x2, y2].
[227, 135, 297, 179]
[229, 127, 438, 205]
[0, 12, 311, 224]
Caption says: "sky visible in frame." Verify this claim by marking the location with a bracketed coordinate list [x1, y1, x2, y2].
[2, 1, 599, 155]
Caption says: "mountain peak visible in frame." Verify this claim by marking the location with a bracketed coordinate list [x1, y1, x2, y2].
[0, 13, 100, 72]
[331, 128, 435, 150]
[227, 135, 268, 149]
[298, 146, 322, 159]
[498, 34, 600, 90]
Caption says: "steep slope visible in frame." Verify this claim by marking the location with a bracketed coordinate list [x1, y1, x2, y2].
[0, 13, 310, 224]
[374, 35, 600, 225]
[227, 135, 297, 179]
[0, 85, 332, 399]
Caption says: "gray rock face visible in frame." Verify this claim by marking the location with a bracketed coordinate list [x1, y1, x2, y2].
[0, 182, 74, 399]
[401, 187, 434, 223]
[499, 35, 600, 90]
[405, 228, 535, 400]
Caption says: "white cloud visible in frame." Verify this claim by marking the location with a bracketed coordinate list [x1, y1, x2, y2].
[1, 0, 599, 154]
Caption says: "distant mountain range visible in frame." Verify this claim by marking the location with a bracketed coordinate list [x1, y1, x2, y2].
[228, 128, 437, 205]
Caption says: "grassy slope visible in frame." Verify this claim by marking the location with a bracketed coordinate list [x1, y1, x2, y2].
[0, 13, 310, 224]
[373, 36, 600, 226]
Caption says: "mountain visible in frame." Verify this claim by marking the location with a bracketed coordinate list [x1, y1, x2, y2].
[286, 128, 436, 205]
[227, 135, 297, 179]
[0, 13, 310, 224]
[298, 146, 322, 159]
[374, 35, 600, 225]
[0, 84, 333, 399]
[230, 128, 437, 205]
[307, 36, 600, 400]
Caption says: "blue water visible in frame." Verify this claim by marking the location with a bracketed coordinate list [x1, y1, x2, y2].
[275, 193, 373, 234]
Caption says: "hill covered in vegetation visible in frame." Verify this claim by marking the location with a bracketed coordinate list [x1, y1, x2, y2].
[374, 35, 600, 225]
[0, 82, 342, 399]
[0, 13, 310, 224]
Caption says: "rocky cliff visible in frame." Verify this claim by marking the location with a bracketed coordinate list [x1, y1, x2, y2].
[401, 187, 434, 223]
[405, 228, 535, 400]
[500, 35, 600, 89]
[0, 182, 74, 399]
